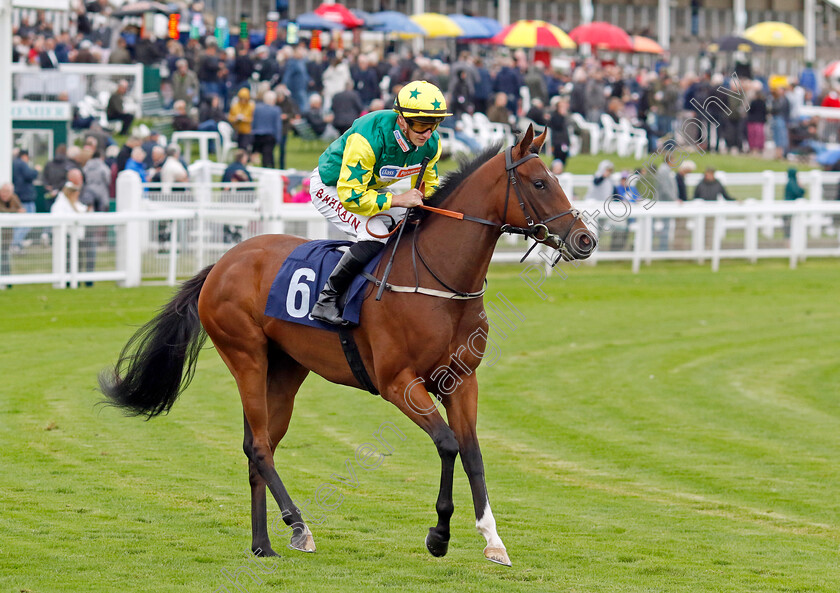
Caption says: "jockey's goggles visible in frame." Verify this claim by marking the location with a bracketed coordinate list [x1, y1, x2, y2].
[405, 118, 441, 134]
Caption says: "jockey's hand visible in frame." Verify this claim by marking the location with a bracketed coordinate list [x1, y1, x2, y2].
[391, 188, 424, 208]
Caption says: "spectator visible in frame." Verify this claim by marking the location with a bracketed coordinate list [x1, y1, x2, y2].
[548, 98, 571, 164]
[694, 167, 734, 201]
[222, 149, 252, 184]
[147, 146, 167, 182]
[43, 144, 72, 207]
[493, 57, 523, 116]
[283, 44, 311, 114]
[449, 68, 474, 119]
[783, 167, 805, 239]
[1, 183, 25, 280]
[124, 147, 147, 182]
[252, 91, 283, 168]
[231, 41, 254, 94]
[302, 94, 334, 138]
[472, 58, 493, 114]
[524, 63, 548, 106]
[655, 162, 678, 250]
[331, 83, 364, 136]
[322, 55, 352, 113]
[172, 100, 198, 131]
[51, 175, 95, 284]
[11, 149, 39, 250]
[675, 160, 696, 202]
[81, 150, 111, 212]
[770, 85, 791, 159]
[39, 36, 60, 68]
[108, 37, 132, 64]
[116, 134, 143, 172]
[525, 98, 548, 127]
[228, 87, 255, 150]
[253, 45, 281, 87]
[486, 92, 512, 125]
[106, 80, 134, 135]
[353, 55, 380, 107]
[160, 144, 189, 192]
[585, 160, 615, 202]
[197, 41, 222, 100]
[747, 83, 767, 154]
[290, 177, 312, 203]
[550, 159, 564, 175]
[274, 84, 300, 170]
[171, 58, 200, 106]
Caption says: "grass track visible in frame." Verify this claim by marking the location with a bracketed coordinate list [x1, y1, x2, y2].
[1, 260, 839, 592]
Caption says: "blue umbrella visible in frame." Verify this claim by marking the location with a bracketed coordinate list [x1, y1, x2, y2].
[366, 11, 424, 34]
[295, 12, 345, 31]
[450, 14, 492, 38]
[472, 16, 503, 37]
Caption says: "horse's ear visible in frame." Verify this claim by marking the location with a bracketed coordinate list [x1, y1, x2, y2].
[532, 127, 548, 152]
[516, 124, 535, 157]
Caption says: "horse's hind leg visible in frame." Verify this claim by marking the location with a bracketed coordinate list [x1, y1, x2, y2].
[212, 327, 315, 555]
[245, 348, 310, 557]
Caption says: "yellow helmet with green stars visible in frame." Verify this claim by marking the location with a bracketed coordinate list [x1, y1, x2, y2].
[393, 80, 453, 122]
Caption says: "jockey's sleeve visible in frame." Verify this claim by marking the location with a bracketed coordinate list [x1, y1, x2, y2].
[336, 133, 393, 216]
[412, 139, 444, 198]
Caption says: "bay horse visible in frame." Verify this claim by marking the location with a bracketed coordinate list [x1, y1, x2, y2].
[100, 125, 596, 566]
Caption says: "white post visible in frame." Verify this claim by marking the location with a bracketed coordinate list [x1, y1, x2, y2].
[744, 198, 758, 264]
[116, 171, 144, 287]
[804, 0, 816, 63]
[580, 0, 593, 25]
[498, 0, 510, 27]
[760, 170, 776, 238]
[167, 216, 178, 286]
[657, 0, 670, 51]
[733, 0, 747, 34]
[69, 225, 79, 288]
[260, 170, 285, 235]
[412, 0, 424, 54]
[53, 223, 67, 289]
[807, 169, 823, 238]
[0, 0, 13, 184]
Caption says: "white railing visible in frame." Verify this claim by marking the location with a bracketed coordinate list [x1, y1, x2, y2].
[10, 63, 144, 112]
[3, 166, 840, 289]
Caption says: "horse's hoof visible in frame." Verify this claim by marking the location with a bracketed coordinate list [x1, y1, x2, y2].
[252, 546, 279, 557]
[484, 546, 511, 566]
[425, 529, 450, 557]
[289, 532, 316, 553]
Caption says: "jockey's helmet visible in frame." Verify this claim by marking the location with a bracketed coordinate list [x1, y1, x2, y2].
[393, 81, 453, 123]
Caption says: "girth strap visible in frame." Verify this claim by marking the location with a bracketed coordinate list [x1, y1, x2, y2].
[338, 328, 379, 395]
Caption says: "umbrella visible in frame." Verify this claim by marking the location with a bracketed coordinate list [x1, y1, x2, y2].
[491, 19, 576, 49]
[707, 35, 760, 53]
[822, 61, 840, 79]
[366, 11, 424, 35]
[314, 2, 364, 28]
[569, 21, 633, 52]
[743, 21, 806, 47]
[449, 14, 492, 39]
[295, 12, 345, 31]
[410, 13, 464, 38]
[632, 35, 664, 54]
[112, 1, 175, 17]
[472, 17, 503, 37]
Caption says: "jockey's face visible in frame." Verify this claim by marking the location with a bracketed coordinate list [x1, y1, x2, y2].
[398, 115, 435, 147]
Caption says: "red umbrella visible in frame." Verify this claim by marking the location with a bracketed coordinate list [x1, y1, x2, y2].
[569, 21, 634, 52]
[314, 2, 364, 28]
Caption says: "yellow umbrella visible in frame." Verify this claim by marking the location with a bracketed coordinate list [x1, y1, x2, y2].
[490, 19, 576, 49]
[410, 13, 464, 38]
[743, 21, 806, 47]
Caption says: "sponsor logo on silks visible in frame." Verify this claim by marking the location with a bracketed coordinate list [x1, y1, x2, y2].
[379, 164, 423, 180]
[394, 129, 410, 152]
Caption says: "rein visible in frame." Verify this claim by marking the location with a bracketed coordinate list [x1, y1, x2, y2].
[367, 144, 582, 299]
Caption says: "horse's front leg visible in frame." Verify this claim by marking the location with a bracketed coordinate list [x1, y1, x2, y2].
[382, 370, 459, 557]
[443, 374, 511, 566]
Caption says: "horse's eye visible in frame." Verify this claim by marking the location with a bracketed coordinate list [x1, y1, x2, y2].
[534, 179, 546, 190]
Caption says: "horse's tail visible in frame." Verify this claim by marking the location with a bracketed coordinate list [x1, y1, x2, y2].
[99, 265, 214, 419]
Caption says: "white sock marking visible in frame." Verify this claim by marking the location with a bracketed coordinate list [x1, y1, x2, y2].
[475, 502, 505, 549]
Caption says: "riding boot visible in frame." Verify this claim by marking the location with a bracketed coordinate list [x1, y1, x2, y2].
[310, 241, 383, 326]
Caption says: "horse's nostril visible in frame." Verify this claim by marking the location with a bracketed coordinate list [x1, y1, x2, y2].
[577, 233, 595, 253]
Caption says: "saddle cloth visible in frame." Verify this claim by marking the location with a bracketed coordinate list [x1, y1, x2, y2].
[264, 240, 384, 331]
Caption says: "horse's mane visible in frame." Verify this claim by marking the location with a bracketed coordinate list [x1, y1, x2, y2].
[425, 142, 504, 209]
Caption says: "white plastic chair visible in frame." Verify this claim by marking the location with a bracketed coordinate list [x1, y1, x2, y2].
[600, 114, 620, 154]
[618, 118, 648, 160]
[570, 113, 601, 155]
[217, 121, 238, 162]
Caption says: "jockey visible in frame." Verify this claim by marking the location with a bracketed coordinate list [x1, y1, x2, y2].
[309, 80, 451, 326]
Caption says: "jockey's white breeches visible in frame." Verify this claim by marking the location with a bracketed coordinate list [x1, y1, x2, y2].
[310, 168, 407, 243]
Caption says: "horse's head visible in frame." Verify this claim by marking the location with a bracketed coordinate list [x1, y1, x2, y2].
[499, 125, 596, 261]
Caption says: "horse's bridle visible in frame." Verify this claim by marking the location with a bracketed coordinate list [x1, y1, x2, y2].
[407, 145, 584, 297]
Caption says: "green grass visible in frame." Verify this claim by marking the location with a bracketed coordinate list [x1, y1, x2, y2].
[2, 260, 839, 592]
